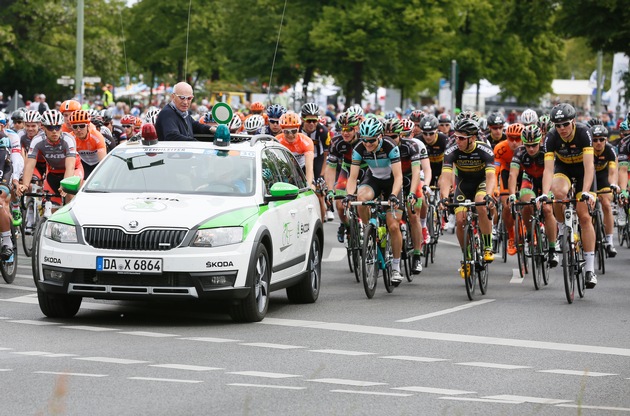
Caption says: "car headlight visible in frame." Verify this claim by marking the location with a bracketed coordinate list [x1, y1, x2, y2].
[44, 221, 78, 243]
[192, 227, 243, 247]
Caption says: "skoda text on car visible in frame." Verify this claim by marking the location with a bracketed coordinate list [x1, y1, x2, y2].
[32, 131, 323, 322]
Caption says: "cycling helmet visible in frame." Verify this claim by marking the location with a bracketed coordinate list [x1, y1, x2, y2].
[250, 101, 265, 113]
[437, 113, 452, 124]
[401, 119, 415, 135]
[359, 118, 383, 138]
[409, 110, 425, 122]
[384, 111, 397, 120]
[453, 118, 479, 136]
[134, 116, 143, 128]
[457, 110, 479, 123]
[40, 110, 65, 126]
[521, 109, 538, 126]
[419, 115, 439, 131]
[24, 110, 42, 123]
[537, 114, 552, 131]
[203, 112, 214, 124]
[91, 115, 104, 128]
[101, 109, 113, 123]
[549, 103, 576, 123]
[591, 125, 609, 138]
[69, 110, 92, 125]
[347, 104, 364, 118]
[521, 125, 542, 145]
[383, 118, 403, 135]
[266, 104, 286, 120]
[228, 114, 242, 132]
[59, 100, 81, 113]
[586, 118, 603, 127]
[0, 112, 6, 125]
[145, 108, 160, 124]
[11, 110, 25, 122]
[337, 111, 359, 127]
[279, 112, 301, 129]
[121, 115, 136, 126]
[301, 102, 320, 117]
[505, 123, 524, 139]
[244, 114, 265, 133]
[620, 120, 629, 132]
[486, 112, 505, 126]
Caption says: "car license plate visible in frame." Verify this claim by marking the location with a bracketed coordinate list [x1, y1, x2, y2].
[96, 257, 163, 274]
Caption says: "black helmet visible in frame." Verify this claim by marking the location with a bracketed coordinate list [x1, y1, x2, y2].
[419, 115, 439, 131]
[11, 110, 25, 122]
[550, 103, 576, 123]
[486, 112, 505, 126]
[409, 110, 425, 122]
[453, 118, 479, 136]
[437, 113, 452, 124]
[591, 125, 609, 138]
[301, 102, 320, 117]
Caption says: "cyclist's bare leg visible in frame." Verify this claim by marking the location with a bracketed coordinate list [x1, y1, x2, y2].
[386, 211, 402, 260]
[577, 199, 595, 252]
[357, 185, 375, 224]
[600, 192, 614, 237]
[407, 201, 422, 251]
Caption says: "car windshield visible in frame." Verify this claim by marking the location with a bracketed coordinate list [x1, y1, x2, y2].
[84, 146, 256, 196]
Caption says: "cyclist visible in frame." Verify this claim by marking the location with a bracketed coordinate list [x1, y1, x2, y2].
[494, 123, 524, 255]
[17, 110, 84, 206]
[409, 110, 425, 139]
[437, 113, 453, 138]
[266, 104, 286, 136]
[68, 110, 107, 178]
[244, 114, 265, 135]
[59, 100, 82, 133]
[301, 103, 331, 221]
[324, 111, 364, 242]
[617, 120, 630, 226]
[508, 125, 559, 267]
[344, 118, 404, 283]
[521, 108, 539, 126]
[120, 115, 138, 142]
[486, 112, 506, 149]
[591, 125, 618, 257]
[10, 110, 26, 132]
[439, 117, 496, 276]
[277, 112, 315, 193]
[0, 113, 24, 260]
[539, 103, 597, 288]
[537, 114, 553, 137]
[228, 114, 243, 134]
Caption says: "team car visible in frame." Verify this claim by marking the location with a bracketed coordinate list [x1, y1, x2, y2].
[32, 126, 324, 322]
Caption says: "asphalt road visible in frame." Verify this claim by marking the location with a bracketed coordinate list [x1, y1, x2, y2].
[1, 220, 629, 415]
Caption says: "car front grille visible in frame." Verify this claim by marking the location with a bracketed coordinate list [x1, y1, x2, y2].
[83, 227, 188, 251]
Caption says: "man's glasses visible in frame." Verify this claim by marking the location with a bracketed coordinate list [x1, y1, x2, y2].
[361, 137, 378, 144]
[269, 119, 279, 124]
[556, 121, 572, 128]
[44, 125, 62, 131]
[439, 123, 451, 127]
[422, 131, 436, 136]
[454, 134, 471, 141]
[490, 125, 503, 130]
[175, 95, 194, 101]
[592, 137, 607, 143]
[122, 124, 133, 128]
[341, 126, 354, 132]
[507, 137, 522, 142]
[283, 129, 297, 135]
[524, 143, 539, 148]
[71, 124, 87, 130]
[304, 119, 318, 124]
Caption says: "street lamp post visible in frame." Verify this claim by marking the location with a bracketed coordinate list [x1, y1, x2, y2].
[75, 0, 84, 103]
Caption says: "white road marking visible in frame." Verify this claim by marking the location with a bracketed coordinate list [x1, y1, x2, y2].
[537, 369, 618, 377]
[2, 294, 117, 311]
[392, 386, 474, 395]
[308, 378, 386, 387]
[119, 331, 179, 338]
[323, 247, 347, 263]
[0, 285, 36, 292]
[14, 351, 55, 356]
[396, 299, 495, 322]
[0, 317, 9, 320]
[331, 389, 412, 397]
[440, 397, 524, 404]
[8, 319, 59, 326]
[150, 364, 222, 372]
[456, 362, 531, 370]
[128, 377, 202, 384]
[179, 337, 240, 343]
[261, 318, 630, 357]
[35, 371, 108, 378]
[75, 357, 149, 365]
[0, 347, 12, 350]
[309, 349, 375, 356]
[228, 383, 306, 390]
[380, 356, 448, 363]
[239, 342, 305, 350]
[41, 353, 78, 358]
[61, 325, 119, 332]
[228, 371, 301, 379]
[556, 404, 630, 412]
[0, 369, 13, 372]
[483, 395, 572, 404]
[509, 269, 524, 284]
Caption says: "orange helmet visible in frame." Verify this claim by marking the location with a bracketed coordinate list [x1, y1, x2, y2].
[506, 123, 524, 140]
[134, 117, 143, 128]
[68, 110, 92, 124]
[279, 112, 301, 129]
[60, 100, 81, 113]
[250, 101, 265, 113]
[121, 115, 136, 126]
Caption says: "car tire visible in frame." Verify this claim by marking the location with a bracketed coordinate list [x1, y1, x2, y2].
[230, 244, 270, 322]
[286, 235, 321, 304]
[37, 290, 82, 319]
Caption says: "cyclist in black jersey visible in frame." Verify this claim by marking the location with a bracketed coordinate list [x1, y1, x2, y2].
[486, 112, 507, 149]
[591, 125, 619, 257]
[539, 103, 598, 288]
[437, 113, 453, 138]
[439, 118, 497, 273]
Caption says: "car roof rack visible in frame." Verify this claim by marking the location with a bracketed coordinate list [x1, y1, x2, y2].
[249, 134, 279, 146]
[192, 133, 278, 146]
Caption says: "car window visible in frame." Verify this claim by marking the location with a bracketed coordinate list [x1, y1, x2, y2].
[264, 147, 308, 189]
[85, 147, 256, 196]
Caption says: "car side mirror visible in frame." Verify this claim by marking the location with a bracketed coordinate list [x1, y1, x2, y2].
[265, 182, 299, 202]
[60, 176, 82, 195]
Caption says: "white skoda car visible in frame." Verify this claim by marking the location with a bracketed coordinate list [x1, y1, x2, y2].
[32, 133, 323, 322]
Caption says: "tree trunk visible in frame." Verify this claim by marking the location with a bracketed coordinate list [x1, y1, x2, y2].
[456, 69, 467, 111]
[302, 66, 314, 103]
[352, 62, 363, 104]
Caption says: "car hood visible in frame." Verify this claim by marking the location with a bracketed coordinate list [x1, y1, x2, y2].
[65, 193, 260, 231]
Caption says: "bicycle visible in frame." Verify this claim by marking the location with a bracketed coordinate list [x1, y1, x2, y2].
[617, 196, 630, 248]
[19, 177, 45, 257]
[0, 221, 18, 284]
[511, 200, 529, 278]
[492, 193, 508, 263]
[447, 199, 491, 301]
[23, 189, 62, 255]
[352, 199, 398, 299]
[514, 200, 550, 290]
[423, 186, 441, 268]
[399, 202, 414, 282]
[342, 197, 363, 283]
[592, 190, 611, 275]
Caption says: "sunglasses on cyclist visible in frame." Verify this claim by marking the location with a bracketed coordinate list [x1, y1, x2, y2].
[556, 121, 572, 128]
[422, 131, 436, 136]
[361, 137, 379, 144]
[489, 125, 503, 130]
[341, 126, 354, 132]
[122, 124, 133, 128]
[507, 137, 522, 142]
[524, 143, 539, 148]
[304, 119, 318, 124]
[71, 124, 87, 130]
[269, 119, 279, 124]
[592, 137, 607, 143]
[454, 134, 471, 141]
[283, 129, 298, 135]
[44, 125, 62, 131]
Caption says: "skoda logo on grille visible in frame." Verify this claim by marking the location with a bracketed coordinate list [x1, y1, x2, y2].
[129, 220, 139, 229]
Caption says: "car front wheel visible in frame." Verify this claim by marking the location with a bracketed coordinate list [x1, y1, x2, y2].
[286, 235, 321, 304]
[230, 244, 270, 322]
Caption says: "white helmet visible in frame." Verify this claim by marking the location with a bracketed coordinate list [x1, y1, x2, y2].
[145, 108, 161, 124]
[521, 109, 538, 126]
[228, 114, 242, 132]
[347, 104, 364, 118]
[244, 114, 265, 134]
[24, 110, 42, 123]
[40, 110, 65, 126]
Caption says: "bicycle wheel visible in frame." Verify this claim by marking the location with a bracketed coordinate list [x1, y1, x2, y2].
[562, 234, 576, 304]
[347, 219, 360, 282]
[540, 227, 550, 286]
[463, 224, 476, 300]
[400, 223, 412, 282]
[530, 219, 543, 290]
[352, 221, 362, 283]
[576, 242, 586, 299]
[500, 218, 508, 263]
[594, 210, 606, 275]
[383, 234, 394, 293]
[1, 225, 18, 284]
[477, 231, 488, 295]
[361, 224, 378, 299]
[514, 214, 526, 278]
